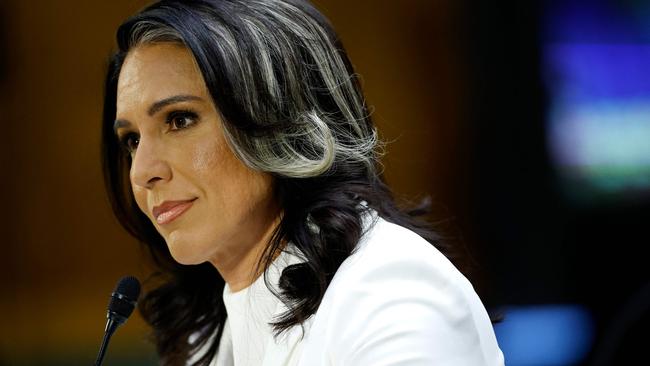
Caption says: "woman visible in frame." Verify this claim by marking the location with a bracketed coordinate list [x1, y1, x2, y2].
[101, 0, 505, 365]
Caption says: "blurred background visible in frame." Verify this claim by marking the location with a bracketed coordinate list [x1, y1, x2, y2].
[1, 0, 648, 365]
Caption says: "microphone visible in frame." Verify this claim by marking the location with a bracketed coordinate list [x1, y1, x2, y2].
[94, 276, 141, 366]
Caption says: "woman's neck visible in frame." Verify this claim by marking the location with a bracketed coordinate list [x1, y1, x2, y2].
[210, 210, 283, 292]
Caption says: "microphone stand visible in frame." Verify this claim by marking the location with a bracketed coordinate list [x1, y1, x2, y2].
[94, 314, 126, 366]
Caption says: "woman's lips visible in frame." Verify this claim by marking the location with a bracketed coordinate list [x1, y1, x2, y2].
[153, 199, 197, 225]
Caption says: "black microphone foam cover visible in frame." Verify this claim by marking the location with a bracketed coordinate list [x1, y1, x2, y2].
[108, 276, 141, 319]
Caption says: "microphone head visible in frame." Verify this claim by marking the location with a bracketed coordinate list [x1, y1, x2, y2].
[108, 276, 141, 321]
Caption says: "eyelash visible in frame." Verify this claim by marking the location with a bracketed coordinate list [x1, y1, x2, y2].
[166, 109, 199, 130]
[118, 109, 200, 153]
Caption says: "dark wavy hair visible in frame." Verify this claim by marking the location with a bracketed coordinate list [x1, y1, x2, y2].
[101, 0, 457, 365]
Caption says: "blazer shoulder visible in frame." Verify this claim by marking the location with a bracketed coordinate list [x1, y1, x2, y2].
[303, 215, 505, 365]
[334, 215, 463, 288]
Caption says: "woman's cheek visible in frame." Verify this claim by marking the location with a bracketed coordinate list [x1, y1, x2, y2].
[190, 136, 223, 177]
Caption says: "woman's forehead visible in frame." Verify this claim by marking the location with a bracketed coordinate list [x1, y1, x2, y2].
[116, 43, 209, 114]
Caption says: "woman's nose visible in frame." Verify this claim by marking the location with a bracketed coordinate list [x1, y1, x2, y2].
[129, 137, 172, 189]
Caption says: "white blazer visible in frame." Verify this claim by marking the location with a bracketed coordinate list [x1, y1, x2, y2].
[206, 211, 505, 365]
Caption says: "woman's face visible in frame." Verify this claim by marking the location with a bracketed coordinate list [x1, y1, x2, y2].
[115, 43, 279, 267]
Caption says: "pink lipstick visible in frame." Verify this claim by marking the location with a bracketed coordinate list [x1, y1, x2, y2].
[152, 199, 196, 225]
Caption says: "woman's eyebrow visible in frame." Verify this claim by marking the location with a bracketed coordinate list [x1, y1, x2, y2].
[113, 94, 204, 133]
[113, 119, 132, 134]
[147, 94, 203, 116]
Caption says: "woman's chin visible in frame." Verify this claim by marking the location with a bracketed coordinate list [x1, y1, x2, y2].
[168, 247, 206, 265]
[165, 235, 206, 265]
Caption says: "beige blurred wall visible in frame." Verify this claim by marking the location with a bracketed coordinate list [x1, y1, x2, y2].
[0, 0, 471, 362]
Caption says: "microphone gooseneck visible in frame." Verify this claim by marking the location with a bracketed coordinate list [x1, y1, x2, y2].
[94, 276, 141, 366]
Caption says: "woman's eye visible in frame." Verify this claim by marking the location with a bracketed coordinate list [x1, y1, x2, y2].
[166, 110, 199, 131]
[119, 132, 140, 153]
